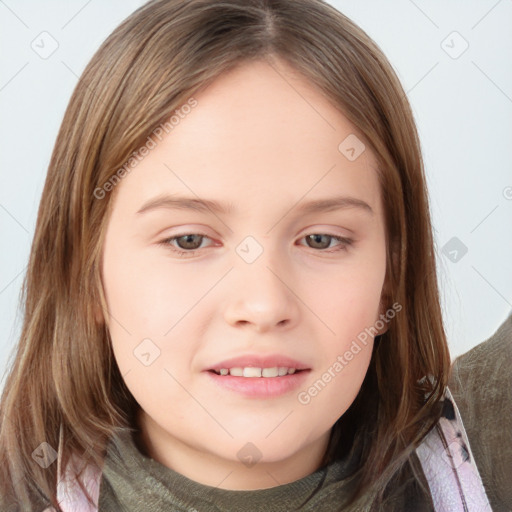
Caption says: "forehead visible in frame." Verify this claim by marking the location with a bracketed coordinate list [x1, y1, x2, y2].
[109, 58, 383, 220]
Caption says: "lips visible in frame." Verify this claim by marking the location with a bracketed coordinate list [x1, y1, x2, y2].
[204, 354, 311, 372]
[205, 368, 310, 398]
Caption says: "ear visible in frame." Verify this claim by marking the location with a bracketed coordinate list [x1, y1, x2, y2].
[376, 299, 390, 336]
[92, 262, 107, 325]
[376, 241, 400, 337]
[93, 302, 105, 325]
[376, 278, 393, 336]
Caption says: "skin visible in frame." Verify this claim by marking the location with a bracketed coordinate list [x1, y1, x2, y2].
[99, 57, 388, 490]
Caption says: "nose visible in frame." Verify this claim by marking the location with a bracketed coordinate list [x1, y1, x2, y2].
[223, 252, 300, 333]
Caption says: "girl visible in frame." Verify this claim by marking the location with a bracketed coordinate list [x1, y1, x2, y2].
[0, 0, 496, 510]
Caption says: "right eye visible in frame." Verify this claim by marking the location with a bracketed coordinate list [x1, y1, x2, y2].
[158, 233, 213, 256]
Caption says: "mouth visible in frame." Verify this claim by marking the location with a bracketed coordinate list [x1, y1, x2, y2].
[204, 365, 311, 399]
[203, 354, 311, 397]
[205, 368, 310, 398]
[207, 367, 308, 377]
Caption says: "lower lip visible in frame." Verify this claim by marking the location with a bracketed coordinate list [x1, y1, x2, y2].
[204, 370, 311, 399]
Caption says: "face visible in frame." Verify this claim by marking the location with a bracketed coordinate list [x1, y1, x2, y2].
[100, 57, 388, 489]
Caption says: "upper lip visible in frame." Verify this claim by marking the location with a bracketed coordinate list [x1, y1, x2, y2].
[205, 354, 311, 372]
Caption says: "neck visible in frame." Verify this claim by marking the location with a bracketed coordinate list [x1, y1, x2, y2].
[135, 408, 332, 490]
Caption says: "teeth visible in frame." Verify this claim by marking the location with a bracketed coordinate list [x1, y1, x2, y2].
[214, 366, 299, 377]
[244, 367, 262, 377]
[262, 367, 278, 377]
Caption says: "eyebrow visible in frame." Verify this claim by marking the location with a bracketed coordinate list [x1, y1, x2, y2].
[136, 194, 373, 216]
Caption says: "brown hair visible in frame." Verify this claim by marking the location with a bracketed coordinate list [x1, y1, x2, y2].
[0, 0, 451, 509]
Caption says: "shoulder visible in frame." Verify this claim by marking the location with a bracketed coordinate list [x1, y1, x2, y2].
[449, 311, 512, 385]
[447, 311, 512, 511]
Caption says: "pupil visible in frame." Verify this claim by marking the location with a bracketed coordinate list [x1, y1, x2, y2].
[180, 234, 200, 249]
[309, 234, 328, 249]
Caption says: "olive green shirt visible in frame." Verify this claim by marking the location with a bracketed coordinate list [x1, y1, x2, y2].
[96, 425, 433, 511]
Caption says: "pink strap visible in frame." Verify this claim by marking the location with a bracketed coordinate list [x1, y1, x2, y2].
[43, 452, 101, 512]
[56, 453, 102, 511]
[415, 386, 492, 511]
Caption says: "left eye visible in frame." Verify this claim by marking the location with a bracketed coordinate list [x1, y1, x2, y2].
[159, 233, 353, 256]
[163, 234, 209, 252]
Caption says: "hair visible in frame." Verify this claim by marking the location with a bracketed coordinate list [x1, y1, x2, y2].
[0, 0, 451, 510]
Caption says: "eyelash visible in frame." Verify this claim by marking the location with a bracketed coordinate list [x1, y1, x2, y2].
[158, 232, 354, 257]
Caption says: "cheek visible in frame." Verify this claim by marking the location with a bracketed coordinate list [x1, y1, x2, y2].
[293, 268, 383, 420]
[296, 260, 383, 417]
[296, 336, 373, 440]
[102, 241, 201, 336]
[102, 258, 196, 419]
[310, 260, 385, 337]
[101, 241, 208, 392]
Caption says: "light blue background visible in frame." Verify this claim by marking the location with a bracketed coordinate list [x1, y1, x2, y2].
[1, 0, 511, 390]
